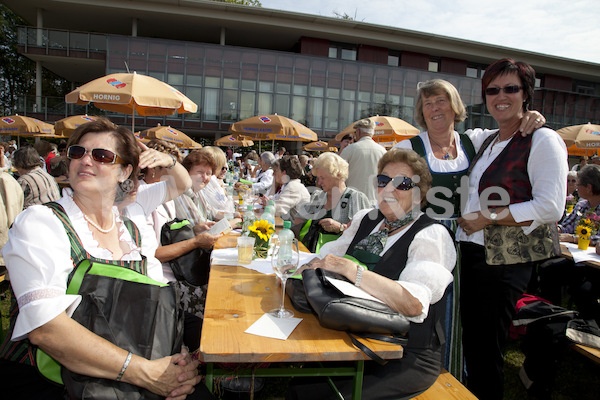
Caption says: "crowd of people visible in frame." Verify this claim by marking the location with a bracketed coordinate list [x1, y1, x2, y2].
[0, 57, 595, 400]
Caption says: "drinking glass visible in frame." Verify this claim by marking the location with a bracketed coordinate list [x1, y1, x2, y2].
[269, 238, 300, 318]
[237, 236, 255, 265]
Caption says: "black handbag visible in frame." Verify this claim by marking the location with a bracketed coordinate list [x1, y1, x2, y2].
[160, 213, 211, 286]
[300, 268, 409, 364]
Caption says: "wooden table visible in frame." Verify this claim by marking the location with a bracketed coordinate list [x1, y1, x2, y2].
[200, 233, 404, 399]
[560, 243, 600, 270]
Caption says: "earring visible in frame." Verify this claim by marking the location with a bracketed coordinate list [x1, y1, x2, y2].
[119, 179, 134, 194]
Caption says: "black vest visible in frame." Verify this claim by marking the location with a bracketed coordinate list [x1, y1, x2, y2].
[346, 209, 449, 350]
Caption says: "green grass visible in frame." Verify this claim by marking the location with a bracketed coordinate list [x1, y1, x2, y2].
[1, 284, 598, 399]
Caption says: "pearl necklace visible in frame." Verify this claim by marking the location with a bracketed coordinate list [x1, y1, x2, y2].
[83, 212, 116, 234]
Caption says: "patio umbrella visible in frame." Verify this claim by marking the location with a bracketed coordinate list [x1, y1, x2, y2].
[229, 114, 318, 151]
[140, 125, 199, 149]
[65, 72, 198, 131]
[215, 134, 254, 147]
[335, 115, 419, 143]
[54, 115, 98, 136]
[327, 138, 341, 149]
[302, 140, 337, 152]
[0, 115, 57, 144]
[557, 123, 600, 151]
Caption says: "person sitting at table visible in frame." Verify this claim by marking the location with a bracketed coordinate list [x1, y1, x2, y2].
[558, 165, 600, 243]
[260, 155, 310, 221]
[294, 152, 370, 252]
[140, 139, 220, 351]
[12, 146, 61, 209]
[201, 146, 239, 219]
[0, 118, 203, 399]
[236, 151, 275, 196]
[178, 149, 240, 228]
[287, 148, 456, 400]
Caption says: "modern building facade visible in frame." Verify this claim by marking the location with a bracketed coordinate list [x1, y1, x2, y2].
[6, 0, 600, 142]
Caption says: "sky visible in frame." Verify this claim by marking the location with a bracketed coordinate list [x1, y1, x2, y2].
[260, 0, 600, 64]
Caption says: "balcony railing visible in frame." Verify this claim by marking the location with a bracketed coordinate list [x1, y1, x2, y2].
[18, 26, 107, 57]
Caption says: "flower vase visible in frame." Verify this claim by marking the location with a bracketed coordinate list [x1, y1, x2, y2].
[578, 236, 590, 250]
[253, 240, 269, 259]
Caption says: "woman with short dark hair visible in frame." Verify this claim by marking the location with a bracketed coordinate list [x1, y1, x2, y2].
[457, 58, 568, 400]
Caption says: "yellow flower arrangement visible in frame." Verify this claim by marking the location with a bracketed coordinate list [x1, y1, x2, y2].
[575, 212, 600, 240]
[247, 219, 275, 258]
[575, 225, 592, 239]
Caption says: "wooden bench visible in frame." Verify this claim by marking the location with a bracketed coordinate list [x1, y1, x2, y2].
[412, 369, 477, 400]
[571, 343, 600, 366]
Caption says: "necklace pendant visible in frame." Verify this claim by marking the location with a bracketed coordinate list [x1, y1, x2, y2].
[443, 152, 453, 160]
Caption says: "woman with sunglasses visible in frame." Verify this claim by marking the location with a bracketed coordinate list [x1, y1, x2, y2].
[0, 118, 204, 399]
[288, 148, 456, 400]
[456, 59, 568, 400]
[393, 78, 546, 379]
[199, 146, 239, 220]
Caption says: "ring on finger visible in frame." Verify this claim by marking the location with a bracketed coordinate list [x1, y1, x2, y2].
[535, 118, 541, 123]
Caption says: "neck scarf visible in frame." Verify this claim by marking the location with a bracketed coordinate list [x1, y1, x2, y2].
[354, 210, 418, 255]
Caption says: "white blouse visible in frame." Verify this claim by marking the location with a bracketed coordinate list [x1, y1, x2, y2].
[318, 209, 455, 323]
[3, 189, 144, 340]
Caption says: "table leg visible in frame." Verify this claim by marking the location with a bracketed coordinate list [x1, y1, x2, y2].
[351, 360, 364, 400]
[205, 362, 214, 392]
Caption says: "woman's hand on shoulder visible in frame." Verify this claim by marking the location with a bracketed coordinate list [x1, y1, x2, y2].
[519, 111, 546, 135]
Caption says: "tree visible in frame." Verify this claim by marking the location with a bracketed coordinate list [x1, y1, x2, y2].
[0, 4, 35, 115]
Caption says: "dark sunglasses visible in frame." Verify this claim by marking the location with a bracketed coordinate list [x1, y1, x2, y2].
[484, 85, 522, 96]
[376, 174, 415, 191]
[67, 145, 122, 164]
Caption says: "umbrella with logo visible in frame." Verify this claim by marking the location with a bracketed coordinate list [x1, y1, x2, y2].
[230, 114, 318, 152]
[335, 115, 419, 143]
[140, 125, 200, 149]
[215, 134, 254, 147]
[65, 72, 198, 131]
[302, 140, 337, 152]
[557, 123, 600, 154]
[0, 114, 59, 144]
[54, 115, 98, 137]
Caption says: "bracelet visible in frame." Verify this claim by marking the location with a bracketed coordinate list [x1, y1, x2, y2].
[116, 352, 133, 382]
[339, 223, 346, 233]
[166, 154, 177, 169]
[355, 265, 364, 288]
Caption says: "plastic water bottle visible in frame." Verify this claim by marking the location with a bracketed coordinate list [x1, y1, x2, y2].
[241, 204, 256, 235]
[260, 205, 275, 227]
[277, 220, 294, 266]
[226, 182, 234, 198]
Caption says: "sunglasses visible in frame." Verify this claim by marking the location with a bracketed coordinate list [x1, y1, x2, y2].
[484, 85, 522, 96]
[568, 179, 577, 183]
[376, 174, 415, 191]
[67, 145, 122, 164]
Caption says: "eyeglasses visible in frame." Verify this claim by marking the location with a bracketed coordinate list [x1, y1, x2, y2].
[376, 174, 416, 191]
[484, 85, 522, 96]
[67, 145, 122, 164]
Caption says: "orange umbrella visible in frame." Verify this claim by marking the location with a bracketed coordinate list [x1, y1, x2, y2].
[215, 134, 254, 147]
[335, 115, 419, 143]
[140, 125, 199, 149]
[65, 72, 198, 130]
[302, 140, 337, 152]
[54, 115, 98, 136]
[230, 114, 318, 142]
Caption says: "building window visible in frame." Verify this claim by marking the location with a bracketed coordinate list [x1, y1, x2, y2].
[466, 67, 478, 78]
[428, 60, 439, 72]
[328, 47, 338, 59]
[328, 42, 357, 61]
[341, 48, 357, 61]
[388, 51, 400, 67]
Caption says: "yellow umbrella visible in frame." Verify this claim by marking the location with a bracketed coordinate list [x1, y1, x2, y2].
[54, 115, 98, 136]
[557, 123, 600, 150]
[302, 140, 337, 152]
[230, 114, 318, 142]
[215, 134, 254, 147]
[65, 72, 198, 130]
[140, 125, 199, 149]
[335, 115, 419, 143]
[0, 115, 58, 144]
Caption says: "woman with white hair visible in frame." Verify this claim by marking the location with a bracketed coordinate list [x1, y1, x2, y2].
[295, 152, 370, 252]
[238, 151, 275, 196]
